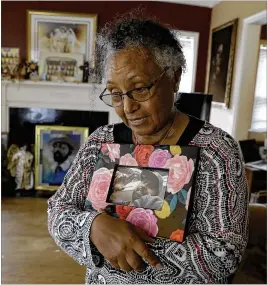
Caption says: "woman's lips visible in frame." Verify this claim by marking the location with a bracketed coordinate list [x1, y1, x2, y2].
[128, 117, 146, 126]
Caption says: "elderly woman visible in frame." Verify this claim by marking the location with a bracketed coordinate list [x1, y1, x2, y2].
[48, 13, 248, 284]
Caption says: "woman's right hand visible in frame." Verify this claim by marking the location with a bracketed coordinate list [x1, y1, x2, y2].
[90, 212, 162, 272]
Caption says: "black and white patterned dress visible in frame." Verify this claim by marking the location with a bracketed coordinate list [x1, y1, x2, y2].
[47, 116, 249, 284]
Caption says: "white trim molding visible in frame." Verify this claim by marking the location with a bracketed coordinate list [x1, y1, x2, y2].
[231, 10, 267, 140]
[1, 81, 120, 133]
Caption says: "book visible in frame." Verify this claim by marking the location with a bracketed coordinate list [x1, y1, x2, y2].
[85, 143, 200, 243]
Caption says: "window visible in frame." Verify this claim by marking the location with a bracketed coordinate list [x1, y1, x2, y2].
[250, 42, 267, 132]
[173, 30, 199, 93]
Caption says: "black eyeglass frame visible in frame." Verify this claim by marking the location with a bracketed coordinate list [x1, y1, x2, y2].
[99, 68, 169, 107]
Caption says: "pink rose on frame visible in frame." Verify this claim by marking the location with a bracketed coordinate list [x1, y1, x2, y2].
[163, 155, 194, 194]
[119, 153, 138, 166]
[148, 149, 172, 168]
[126, 208, 158, 237]
[101, 143, 120, 162]
[87, 167, 112, 211]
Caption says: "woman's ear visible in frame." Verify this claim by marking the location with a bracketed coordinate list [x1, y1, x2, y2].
[174, 67, 182, 93]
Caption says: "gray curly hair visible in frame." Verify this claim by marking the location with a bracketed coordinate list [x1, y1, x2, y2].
[91, 9, 186, 83]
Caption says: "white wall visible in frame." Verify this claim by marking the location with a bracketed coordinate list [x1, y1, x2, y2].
[206, 1, 266, 139]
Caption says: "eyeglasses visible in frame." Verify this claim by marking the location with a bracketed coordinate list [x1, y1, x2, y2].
[99, 68, 168, 107]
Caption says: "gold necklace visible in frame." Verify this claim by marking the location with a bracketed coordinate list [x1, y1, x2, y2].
[134, 112, 177, 145]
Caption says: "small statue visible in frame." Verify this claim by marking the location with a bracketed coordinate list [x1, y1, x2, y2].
[79, 61, 90, 83]
[1, 65, 12, 80]
[25, 61, 38, 80]
[7, 144, 34, 190]
[12, 59, 27, 80]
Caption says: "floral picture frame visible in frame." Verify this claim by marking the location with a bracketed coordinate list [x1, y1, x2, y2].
[85, 143, 200, 242]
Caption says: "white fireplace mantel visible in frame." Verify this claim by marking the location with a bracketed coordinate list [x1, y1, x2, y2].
[1, 81, 121, 132]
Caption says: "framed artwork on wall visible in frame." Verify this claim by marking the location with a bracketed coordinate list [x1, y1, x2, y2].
[206, 18, 238, 108]
[35, 125, 89, 191]
[27, 10, 97, 65]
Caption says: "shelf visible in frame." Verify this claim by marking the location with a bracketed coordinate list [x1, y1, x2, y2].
[1, 80, 104, 88]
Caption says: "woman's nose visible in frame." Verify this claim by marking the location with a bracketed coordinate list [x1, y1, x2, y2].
[123, 95, 139, 114]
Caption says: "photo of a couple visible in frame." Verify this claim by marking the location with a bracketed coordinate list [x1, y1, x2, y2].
[109, 166, 169, 210]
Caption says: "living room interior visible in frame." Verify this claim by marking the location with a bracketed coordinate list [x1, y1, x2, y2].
[1, 0, 266, 284]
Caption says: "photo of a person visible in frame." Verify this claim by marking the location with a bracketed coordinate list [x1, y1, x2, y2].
[38, 23, 86, 55]
[109, 166, 168, 210]
[35, 126, 88, 190]
[207, 19, 238, 107]
[42, 135, 78, 185]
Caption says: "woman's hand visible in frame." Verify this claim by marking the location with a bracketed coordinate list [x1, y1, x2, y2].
[90, 213, 162, 272]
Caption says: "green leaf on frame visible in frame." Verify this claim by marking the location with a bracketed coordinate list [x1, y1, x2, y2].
[177, 189, 187, 204]
[182, 217, 187, 225]
[165, 193, 178, 213]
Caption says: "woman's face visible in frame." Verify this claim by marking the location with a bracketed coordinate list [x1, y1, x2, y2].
[105, 48, 177, 136]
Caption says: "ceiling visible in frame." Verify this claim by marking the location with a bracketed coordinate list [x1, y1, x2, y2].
[157, 0, 222, 8]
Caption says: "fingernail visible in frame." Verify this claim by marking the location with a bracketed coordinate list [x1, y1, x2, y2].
[156, 263, 163, 268]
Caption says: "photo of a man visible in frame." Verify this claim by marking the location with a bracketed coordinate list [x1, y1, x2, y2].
[109, 166, 168, 210]
[35, 125, 88, 190]
[42, 134, 79, 185]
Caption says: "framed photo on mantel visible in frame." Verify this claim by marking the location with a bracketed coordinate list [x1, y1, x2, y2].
[206, 18, 238, 108]
[27, 10, 97, 66]
[35, 125, 89, 191]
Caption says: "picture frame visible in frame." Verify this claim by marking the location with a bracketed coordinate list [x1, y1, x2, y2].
[27, 10, 97, 65]
[85, 143, 200, 242]
[39, 51, 84, 82]
[1, 48, 20, 76]
[35, 125, 89, 191]
[206, 18, 238, 108]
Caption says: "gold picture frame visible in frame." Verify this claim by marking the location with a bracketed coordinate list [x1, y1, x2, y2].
[206, 18, 238, 108]
[35, 125, 89, 191]
[27, 10, 97, 66]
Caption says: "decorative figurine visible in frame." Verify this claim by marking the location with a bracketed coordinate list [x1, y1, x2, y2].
[1, 66, 12, 80]
[7, 144, 34, 190]
[13, 59, 27, 80]
[25, 61, 39, 80]
[79, 61, 90, 83]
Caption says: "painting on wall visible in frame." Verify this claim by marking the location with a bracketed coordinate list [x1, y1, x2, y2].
[207, 18, 238, 108]
[35, 125, 88, 191]
[27, 10, 97, 65]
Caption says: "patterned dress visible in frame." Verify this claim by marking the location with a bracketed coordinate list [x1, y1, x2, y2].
[47, 118, 249, 284]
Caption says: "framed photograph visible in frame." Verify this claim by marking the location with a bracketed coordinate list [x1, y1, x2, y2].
[39, 51, 84, 82]
[206, 19, 238, 108]
[107, 165, 169, 210]
[1, 48, 20, 75]
[85, 143, 200, 243]
[35, 125, 89, 191]
[27, 10, 97, 64]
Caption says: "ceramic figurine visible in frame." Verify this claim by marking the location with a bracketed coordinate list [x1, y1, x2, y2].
[25, 61, 38, 80]
[1, 66, 11, 80]
[7, 144, 34, 190]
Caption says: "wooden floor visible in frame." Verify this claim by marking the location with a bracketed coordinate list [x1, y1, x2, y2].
[1, 197, 85, 284]
[2, 197, 266, 284]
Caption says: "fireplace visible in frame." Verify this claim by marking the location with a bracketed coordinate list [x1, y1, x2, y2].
[8, 107, 109, 147]
[1, 81, 119, 196]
